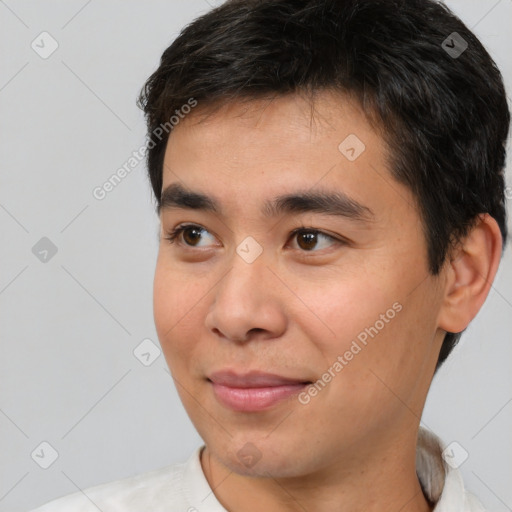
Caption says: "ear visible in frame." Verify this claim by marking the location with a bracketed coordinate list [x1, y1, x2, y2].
[437, 214, 503, 334]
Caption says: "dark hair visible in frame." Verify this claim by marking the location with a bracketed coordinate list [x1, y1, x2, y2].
[137, 0, 510, 371]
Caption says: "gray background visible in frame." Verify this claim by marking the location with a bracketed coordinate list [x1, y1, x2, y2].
[0, 1, 511, 511]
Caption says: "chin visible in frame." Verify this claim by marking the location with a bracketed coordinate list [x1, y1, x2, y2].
[209, 435, 313, 478]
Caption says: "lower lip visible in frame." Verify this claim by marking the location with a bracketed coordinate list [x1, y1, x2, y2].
[210, 381, 309, 412]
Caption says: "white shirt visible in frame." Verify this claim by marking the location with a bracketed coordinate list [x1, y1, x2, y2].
[28, 428, 485, 511]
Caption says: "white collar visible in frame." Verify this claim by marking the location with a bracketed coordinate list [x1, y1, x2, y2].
[417, 427, 484, 511]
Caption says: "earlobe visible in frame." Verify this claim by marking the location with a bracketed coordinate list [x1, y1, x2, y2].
[437, 214, 503, 334]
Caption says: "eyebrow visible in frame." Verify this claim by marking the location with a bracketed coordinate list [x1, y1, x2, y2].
[159, 183, 374, 222]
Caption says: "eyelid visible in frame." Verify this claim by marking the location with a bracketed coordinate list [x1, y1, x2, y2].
[289, 226, 343, 243]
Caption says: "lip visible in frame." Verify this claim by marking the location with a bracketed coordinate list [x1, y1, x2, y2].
[208, 370, 312, 412]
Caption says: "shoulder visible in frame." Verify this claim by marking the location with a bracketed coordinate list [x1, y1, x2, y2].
[465, 492, 487, 512]
[435, 466, 487, 512]
[416, 428, 487, 512]
[28, 452, 196, 512]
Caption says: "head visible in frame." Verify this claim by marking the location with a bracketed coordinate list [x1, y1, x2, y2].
[138, 0, 509, 478]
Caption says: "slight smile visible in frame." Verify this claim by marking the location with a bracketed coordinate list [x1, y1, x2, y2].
[208, 370, 312, 412]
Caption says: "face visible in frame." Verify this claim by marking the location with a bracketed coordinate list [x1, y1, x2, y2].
[153, 91, 447, 479]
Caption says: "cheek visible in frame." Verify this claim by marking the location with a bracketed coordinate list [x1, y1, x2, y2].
[294, 261, 436, 387]
[291, 267, 398, 354]
[153, 256, 207, 361]
[153, 264, 179, 340]
[327, 279, 442, 414]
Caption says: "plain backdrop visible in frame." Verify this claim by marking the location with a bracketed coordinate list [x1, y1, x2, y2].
[0, 1, 511, 511]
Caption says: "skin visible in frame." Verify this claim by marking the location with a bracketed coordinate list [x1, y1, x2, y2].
[153, 90, 502, 512]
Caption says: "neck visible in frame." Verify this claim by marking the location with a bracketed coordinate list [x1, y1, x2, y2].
[200, 431, 432, 512]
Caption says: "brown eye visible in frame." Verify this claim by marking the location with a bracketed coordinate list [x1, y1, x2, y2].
[181, 226, 204, 246]
[296, 231, 319, 251]
[290, 229, 341, 252]
[164, 224, 216, 248]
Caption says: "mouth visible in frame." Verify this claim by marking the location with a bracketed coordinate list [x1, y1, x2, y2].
[207, 370, 313, 412]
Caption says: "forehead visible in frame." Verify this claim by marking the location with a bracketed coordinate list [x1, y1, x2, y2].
[163, 91, 388, 183]
[168, 90, 379, 153]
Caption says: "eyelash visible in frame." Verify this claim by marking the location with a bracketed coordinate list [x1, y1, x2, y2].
[163, 223, 345, 254]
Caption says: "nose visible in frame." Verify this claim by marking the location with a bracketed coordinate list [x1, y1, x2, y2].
[204, 251, 287, 343]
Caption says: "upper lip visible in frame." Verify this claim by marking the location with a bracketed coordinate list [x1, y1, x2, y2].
[208, 370, 311, 388]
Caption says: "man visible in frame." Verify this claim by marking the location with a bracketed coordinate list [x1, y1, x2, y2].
[30, 0, 509, 510]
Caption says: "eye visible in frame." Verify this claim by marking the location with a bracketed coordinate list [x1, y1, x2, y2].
[288, 228, 342, 252]
[164, 224, 343, 253]
[164, 224, 217, 248]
